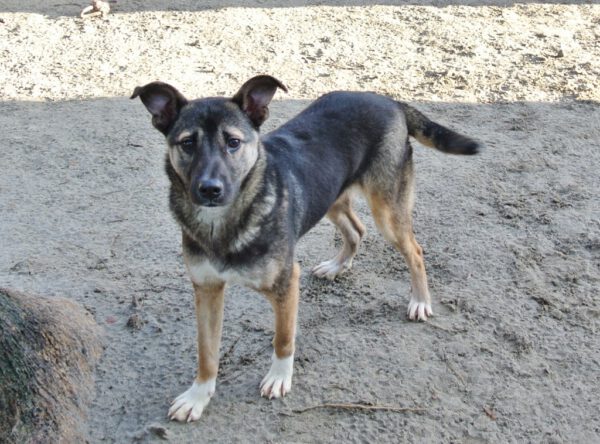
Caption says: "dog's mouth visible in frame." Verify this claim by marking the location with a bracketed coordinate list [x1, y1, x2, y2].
[202, 201, 221, 207]
[190, 192, 231, 208]
[191, 197, 227, 208]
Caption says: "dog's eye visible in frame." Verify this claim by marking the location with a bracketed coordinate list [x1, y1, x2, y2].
[226, 138, 241, 153]
[180, 138, 194, 153]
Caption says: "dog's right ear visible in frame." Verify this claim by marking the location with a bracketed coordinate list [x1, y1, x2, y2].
[131, 82, 188, 135]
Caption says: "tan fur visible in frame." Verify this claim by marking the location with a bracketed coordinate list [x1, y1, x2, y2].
[261, 263, 300, 359]
[193, 282, 226, 383]
[413, 133, 437, 149]
[326, 192, 366, 267]
[366, 191, 431, 307]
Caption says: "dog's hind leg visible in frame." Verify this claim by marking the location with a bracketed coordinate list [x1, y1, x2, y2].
[260, 263, 300, 399]
[367, 186, 432, 322]
[313, 192, 366, 280]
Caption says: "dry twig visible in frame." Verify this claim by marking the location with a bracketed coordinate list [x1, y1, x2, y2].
[291, 402, 426, 414]
[483, 405, 497, 420]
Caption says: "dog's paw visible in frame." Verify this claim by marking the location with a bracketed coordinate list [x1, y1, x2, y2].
[168, 379, 215, 422]
[260, 353, 293, 399]
[312, 257, 352, 280]
[407, 299, 432, 321]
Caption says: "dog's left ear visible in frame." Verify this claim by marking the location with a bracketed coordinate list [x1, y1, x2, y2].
[232, 75, 288, 128]
[131, 81, 188, 135]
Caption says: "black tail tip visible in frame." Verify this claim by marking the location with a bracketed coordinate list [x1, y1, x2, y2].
[446, 132, 483, 155]
[462, 140, 483, 155]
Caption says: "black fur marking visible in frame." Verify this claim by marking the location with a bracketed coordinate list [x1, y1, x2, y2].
[223, 237, 271, 268]
[183, 233, 206, 257]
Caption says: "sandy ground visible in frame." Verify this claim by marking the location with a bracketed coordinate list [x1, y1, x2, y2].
[1, 1, 599, 442]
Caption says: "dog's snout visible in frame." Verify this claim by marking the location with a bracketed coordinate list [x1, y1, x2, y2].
[198, 179, 224, 200]
[190, 175, 229, 206]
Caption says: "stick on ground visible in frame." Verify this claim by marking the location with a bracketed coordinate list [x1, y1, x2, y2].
[291, 402, 426, 414]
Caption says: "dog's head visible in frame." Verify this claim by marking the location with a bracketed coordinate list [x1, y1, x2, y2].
[132, 75, 287, 207]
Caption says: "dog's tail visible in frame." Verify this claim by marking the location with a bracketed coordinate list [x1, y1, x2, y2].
[399, 102, 481, 155]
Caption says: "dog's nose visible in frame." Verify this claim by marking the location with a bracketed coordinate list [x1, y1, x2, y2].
[198, 179, 223, 200]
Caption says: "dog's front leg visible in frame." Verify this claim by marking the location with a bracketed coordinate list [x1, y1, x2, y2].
[260, 263, 300, 399]
[168, 282, 225, 422]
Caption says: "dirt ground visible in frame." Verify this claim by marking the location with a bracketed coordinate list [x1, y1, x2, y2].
[1, 1, 599, 442]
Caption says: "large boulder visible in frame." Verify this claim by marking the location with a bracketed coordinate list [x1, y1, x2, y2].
[0, 288, 102, 444]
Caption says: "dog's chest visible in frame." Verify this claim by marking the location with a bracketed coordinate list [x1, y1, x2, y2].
[185, 259, 272, 290]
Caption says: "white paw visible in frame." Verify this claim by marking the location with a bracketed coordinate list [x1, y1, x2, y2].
[407, 299, 432, 321]
[312, 257, 352, 280]
[168, 379, 215, 422]
[260, 353, 293, 399]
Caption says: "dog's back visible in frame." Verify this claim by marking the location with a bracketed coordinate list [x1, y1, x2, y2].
[261, 91, 480, 239]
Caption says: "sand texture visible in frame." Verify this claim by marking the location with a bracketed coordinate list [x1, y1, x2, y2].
[1, 1, 599, 442]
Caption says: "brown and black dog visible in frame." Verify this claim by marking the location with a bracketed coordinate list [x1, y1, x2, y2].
[132, 75, 480, 422]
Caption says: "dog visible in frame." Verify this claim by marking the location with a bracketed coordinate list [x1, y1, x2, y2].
[131, 75, 480, 422]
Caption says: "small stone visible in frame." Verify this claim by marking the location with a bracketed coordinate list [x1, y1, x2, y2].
[126, 313, 144, 330]
[148, 424, 169, 440]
